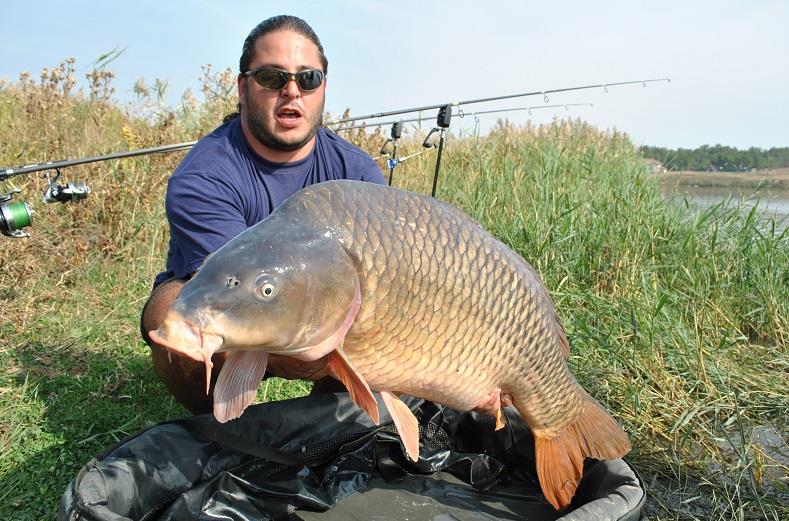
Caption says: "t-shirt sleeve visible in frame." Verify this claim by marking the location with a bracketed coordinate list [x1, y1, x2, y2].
[165, 170, 247, 278]
[319, 128, 387, 185]
[360, 156, 386, 185]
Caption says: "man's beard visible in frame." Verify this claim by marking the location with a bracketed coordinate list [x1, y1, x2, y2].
[245, 99, 324, 153]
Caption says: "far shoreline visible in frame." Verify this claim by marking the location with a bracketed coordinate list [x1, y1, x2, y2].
[651, 168, 789, 189]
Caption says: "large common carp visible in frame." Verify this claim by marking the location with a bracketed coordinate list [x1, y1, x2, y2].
[150, 180, 630, 510]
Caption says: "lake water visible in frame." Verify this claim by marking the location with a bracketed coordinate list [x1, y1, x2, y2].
[662, 184, 789, 232]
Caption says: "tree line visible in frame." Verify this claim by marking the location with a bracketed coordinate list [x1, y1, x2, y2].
[640, 145, 789, 172]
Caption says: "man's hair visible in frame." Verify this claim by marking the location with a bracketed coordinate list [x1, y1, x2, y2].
[239, 15, 329, 74]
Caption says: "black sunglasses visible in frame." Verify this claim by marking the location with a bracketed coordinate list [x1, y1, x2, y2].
[243, 66, 325, 92]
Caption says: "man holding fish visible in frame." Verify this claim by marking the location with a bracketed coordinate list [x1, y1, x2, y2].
[144, 14, 631, 512]
[141, 15, 385, 414]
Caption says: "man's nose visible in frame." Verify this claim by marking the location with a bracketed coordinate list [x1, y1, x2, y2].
[280, 78, 301, 98]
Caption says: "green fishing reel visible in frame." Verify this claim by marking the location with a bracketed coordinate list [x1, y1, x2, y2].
[0, 189, 33, 238]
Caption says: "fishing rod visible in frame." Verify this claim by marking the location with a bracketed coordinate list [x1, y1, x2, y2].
[327, 78, 669, 125]
[332, 103, 594, 132]
[378, 118, 444, 188]
[459, 103, 595, 139]
[1, 78, 668, 237]
[371, 106, 451, 191]
[1, 141, 196, 179]
[1, 78, 665, 179]
[355, 103, 595, 192]
[2, 78, 667, 179]
[328, 78, 663, 189]
[0, 141, 195, 238]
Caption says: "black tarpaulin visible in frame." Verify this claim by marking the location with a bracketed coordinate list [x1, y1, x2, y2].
[58, 394, 644, 520]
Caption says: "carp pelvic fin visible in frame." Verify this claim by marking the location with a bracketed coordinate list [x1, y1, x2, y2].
[531, 392, 631, 510]
[213, 351, 269, 423]
[472, 388, 508, 430]
[327, 348, 380, 424]
[381, 391, 420, 462]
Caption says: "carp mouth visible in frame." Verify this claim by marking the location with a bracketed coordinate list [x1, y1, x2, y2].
[149, 317, 225, 394]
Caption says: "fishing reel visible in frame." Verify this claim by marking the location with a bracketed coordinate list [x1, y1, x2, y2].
[43, 169, 91, 204]
[0, 168, 91, 238]
[0, 188, 33, 238]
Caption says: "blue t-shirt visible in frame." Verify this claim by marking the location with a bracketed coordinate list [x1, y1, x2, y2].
[154, 118, 385, 287]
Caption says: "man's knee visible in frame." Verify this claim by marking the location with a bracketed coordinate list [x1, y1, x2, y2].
[140, 279, 218, 414]
[140, 278, 186, 346]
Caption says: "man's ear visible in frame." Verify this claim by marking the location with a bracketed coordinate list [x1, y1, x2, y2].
[237, 75, 246, 109]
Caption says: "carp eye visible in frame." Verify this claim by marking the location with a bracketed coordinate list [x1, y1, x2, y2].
[255, 275, 278, 301]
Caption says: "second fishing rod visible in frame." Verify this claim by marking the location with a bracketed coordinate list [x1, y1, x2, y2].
[328, 78, 669, 126]
[324, 77, 668, 192]
[337, 103, 594, 192]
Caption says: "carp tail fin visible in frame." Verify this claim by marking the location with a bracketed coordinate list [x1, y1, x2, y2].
[527, 392, 631, 510]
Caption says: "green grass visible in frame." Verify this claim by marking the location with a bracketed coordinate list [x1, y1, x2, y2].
[1, 64, 788, 520]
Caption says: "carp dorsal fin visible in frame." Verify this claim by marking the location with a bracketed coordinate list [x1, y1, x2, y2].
[381, 391, 420, 462]
[327, 348, 380, 424]
[213, 351, 269, 423]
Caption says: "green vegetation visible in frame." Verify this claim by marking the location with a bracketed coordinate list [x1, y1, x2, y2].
[1, 61, 787, 520]
[641, 144, 789, 172]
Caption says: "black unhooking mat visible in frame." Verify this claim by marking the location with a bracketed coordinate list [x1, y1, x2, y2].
[58, 394, 644, 521]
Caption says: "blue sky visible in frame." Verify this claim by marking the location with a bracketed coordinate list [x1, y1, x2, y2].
[2, 0, 787, 149]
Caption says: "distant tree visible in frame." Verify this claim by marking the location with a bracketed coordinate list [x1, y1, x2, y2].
[639, 145, 789, 171]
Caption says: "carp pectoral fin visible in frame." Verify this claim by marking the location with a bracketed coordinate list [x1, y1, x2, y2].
[327, 349, 380, 424]
[526, 391, 631, 511]
[213, 351, 269, 424]
[381, 391, 420, 462]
